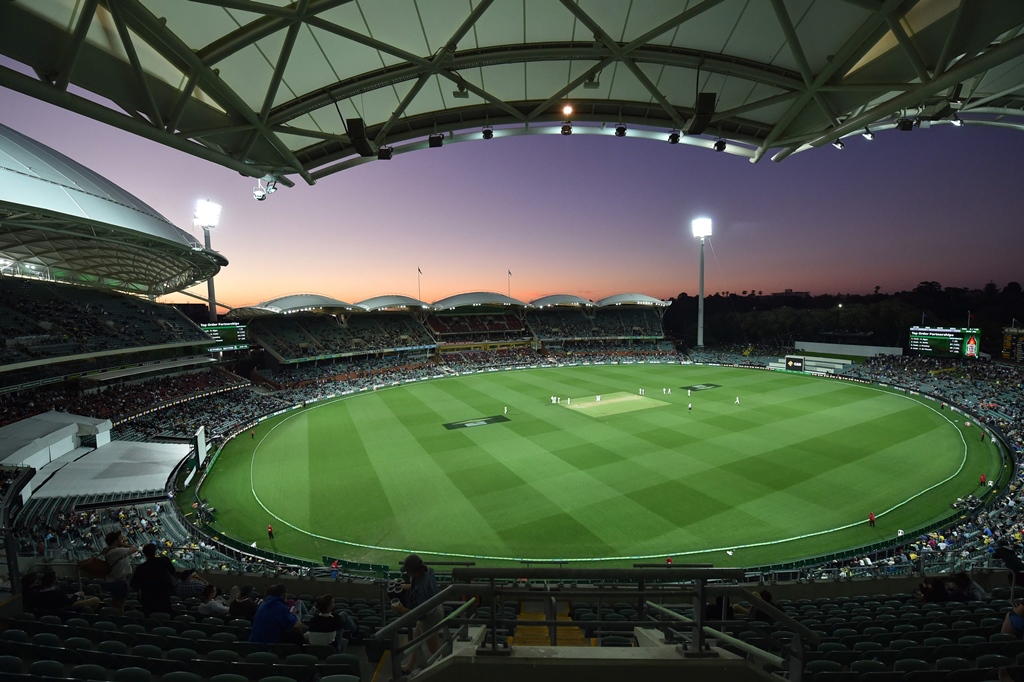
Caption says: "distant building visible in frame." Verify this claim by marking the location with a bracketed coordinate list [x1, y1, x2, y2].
[771, 289, 811, 298]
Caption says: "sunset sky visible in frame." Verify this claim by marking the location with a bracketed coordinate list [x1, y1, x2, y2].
[4, 87, 1024, 311]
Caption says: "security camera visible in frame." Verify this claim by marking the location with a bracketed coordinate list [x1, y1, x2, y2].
[253, 186, 267, 201]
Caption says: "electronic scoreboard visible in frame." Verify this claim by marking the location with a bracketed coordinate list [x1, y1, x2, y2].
[199, 322, 249, 352]
[1003, 327, 1024, 362]
[909, 326, 979, 358]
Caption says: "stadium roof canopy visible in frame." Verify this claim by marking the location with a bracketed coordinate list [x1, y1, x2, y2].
[244, 292, 360, 315]
[2, 1, 1024, 186]
[0, 123, 226, 295]
[596, 294, 669, 307]
[531, 294, 596, 308]
[357, 295, 431, 311]
[432, 292, 527, 310]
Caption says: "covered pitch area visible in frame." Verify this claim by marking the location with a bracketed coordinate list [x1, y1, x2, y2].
[200, 363, 999, 568]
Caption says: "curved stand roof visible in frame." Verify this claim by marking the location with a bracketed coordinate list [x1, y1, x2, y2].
[0, 124, 225, 295]
[2, 1, 1023, 185]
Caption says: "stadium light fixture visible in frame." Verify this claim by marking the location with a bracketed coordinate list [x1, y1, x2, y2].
[377, 146, 394, 160]
[561, 123, 572, 135]
[482, 127, 493, 140]
[951, 114, 964, 127]
[194, 199, 222, 323]
[668, 131, 680, 144]
[862, 127, 875, 140]
[896, 118, 915, 132]
[712, 139, 727, 152]
[832, 139, 845, 150]
[428, 133, 444, 148]
[452, 82, 469, 99]
[562, 104, 573, 116]
[614, 125, 627, 137]
[692, 218, 712, 348]
[265, 179, 277, 194]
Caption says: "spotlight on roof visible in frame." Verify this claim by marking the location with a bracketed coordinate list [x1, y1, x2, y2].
[452, 83, 469, 99]
[482, 127, 493, 140]
[668, 131, 680, 144]
[562, 104, 573, 116]
[712, 139, 726, 152]
[377, 146, 394, 160]
[561, 123, 572, 135]
[252, 182, 267, 201]
[861, 128, 875, 141]
[428, 133, 444, 148]
[583, 74, 600, 89]
[265, 180, 277, 194]
[896, 118, 915, 132]
[614, 125, 626, 137]
[832, 139, 845, 150]
[951, 114, 964, 127]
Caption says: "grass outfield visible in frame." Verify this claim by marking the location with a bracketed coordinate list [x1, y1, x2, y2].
[199, 364, 1001, 568]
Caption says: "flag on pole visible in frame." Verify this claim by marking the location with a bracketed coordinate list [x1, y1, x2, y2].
[508, 270, 512, 276]
[418, 267, 422, 274]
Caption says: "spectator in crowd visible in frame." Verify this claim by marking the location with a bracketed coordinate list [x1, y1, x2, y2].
[197, 583, 230, 618]
[228, 583, 260, 621]
[103, 530, 138, 613]
[249, 584, 304, 645]
[949, 571, 987, 601]
[130, 542, 178, 616]
[308, 593, 355, 651]
[34, 570, 101, 613]
[392, 554, 444, 673]
[1002, 599, 1024, 637]
[175, 569, 208, 599]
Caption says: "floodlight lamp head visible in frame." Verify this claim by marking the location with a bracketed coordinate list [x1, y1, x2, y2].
[668, 131, 681, 144]
[452, 83, 469, 99]
[862, 128, 875, 140]
[614, 125, 626, 137]
[832, 139, 845, 150]
[193, 199, 221, 229]
[562, 104, 573, 116]
[482, 127, 493, 140]
[712, 139, 726, 152]
[252, 182, 267, 201]
[951, 114, 964, 127]
[561, 123, 572, 135]
[692, 217, 713, 238]
[583, 74, 600, 89]
[428, 133, 444, 148]
[896, 118, 915, 132]
[377, 146, 394, 160]
[265, 180, 277, 194]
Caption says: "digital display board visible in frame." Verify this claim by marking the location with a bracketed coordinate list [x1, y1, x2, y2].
[909, 326, 979, 358]
[200, 322, 249, 352]
[785, 356, 804, 371]
[1003, 328, 1024, 362]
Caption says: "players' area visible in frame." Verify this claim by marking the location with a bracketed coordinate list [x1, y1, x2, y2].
[200, 364, 997, 567]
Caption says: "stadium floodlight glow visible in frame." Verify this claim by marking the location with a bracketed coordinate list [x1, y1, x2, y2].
[561, 123, 572, 135]
[832, 139, 845, 150]
[193, 199, 221, 229]
[482, 127, 493, 140]
[691, 217, 713, 239]
[692, 218, 712, 348]
[862, 127, 875, 140]
[562, 104, 573, 116]
[428, 133, 444, 148]
[712, 139, 726, 152]
[951, 114, 964, 127]
[668, 131, 680, 144]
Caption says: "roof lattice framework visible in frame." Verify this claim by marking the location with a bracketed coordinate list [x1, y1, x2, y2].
[3, 0, 1024, 186]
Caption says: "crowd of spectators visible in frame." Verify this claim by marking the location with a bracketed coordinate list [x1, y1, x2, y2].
[249, 313, 436, 361]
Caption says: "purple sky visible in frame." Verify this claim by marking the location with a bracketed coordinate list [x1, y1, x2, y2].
[4, 88, 1024, 310]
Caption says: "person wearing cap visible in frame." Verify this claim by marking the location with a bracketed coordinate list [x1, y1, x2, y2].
[392, 554, 444, 673]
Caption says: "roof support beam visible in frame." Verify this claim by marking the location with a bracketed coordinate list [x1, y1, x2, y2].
[752, 0, 905, 162]
[110, 0, 315, 183]
[800, 30, 1024, 150]
[165, 71, 199, 134]
[932, 0, 968, 78]
[770, 0, 839, 127]
[107, 1, 165, 129]
[885, 14, 932, 83]
[54, 0, 99, 92]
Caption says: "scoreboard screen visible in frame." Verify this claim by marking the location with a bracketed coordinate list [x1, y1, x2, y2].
[1003, 328, 1024, 362]
[200, 322, 249, 352]
[909, 326, 979, 358]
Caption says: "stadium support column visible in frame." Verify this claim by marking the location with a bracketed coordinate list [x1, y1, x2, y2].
[692, 218, 712, 347]
[203, 228, 217, 322]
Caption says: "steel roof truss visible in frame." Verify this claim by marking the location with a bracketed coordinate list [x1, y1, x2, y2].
[107, 0, 164, 129]
[54, 0, 99, 92]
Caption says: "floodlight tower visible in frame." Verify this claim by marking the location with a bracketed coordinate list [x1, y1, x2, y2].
[193, 200, 222, 322]
[692, 217, 712, 347]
